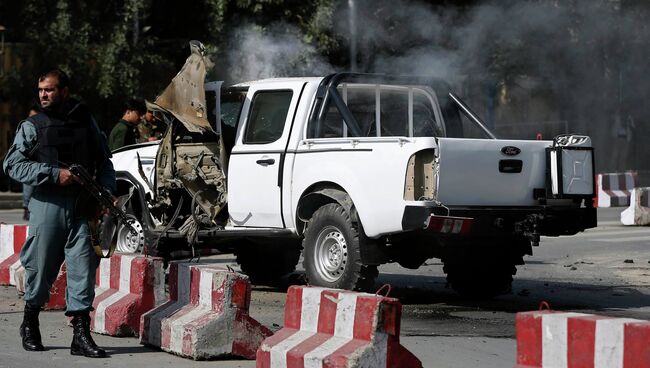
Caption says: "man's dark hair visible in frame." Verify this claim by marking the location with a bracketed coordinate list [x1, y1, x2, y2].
[125, 99, 146, 115]
[38, 68, 70, 89]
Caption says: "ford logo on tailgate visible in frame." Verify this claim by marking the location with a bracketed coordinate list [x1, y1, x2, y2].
[501, 146, 521, 156]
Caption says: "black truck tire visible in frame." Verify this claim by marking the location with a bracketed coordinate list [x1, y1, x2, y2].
[235, 240, 302, 284]
[302, 203, 378, 292]
[441, 235, 528, 298]
[443, 260, 516, 298]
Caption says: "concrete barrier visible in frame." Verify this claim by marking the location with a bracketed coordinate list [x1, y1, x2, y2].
[90, 254, 166, 336]
[0, 224, 28, 286]
[0, 223, 66, 310]
[516, 310, 650, 367]
[256, 286, 422, 368]
[621, 187, 650, 226]
[1, 224, 67, 310]
[596, 172, 636, 208]
[15, 263, 67, 310]
[140, 262, 272, 360]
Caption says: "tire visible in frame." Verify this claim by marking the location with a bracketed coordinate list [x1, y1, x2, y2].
[114, 214, 145, 253]
[302, 203, 378, 291]
[443, 260, 515, 298]
[99, 197, 146, 255]
[235, 240, 302, 284]
[441, 235, 528, 298]
[99, 212, 146, 255]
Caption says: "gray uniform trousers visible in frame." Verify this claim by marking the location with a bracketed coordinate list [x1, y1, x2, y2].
[20, 185, 97, 314]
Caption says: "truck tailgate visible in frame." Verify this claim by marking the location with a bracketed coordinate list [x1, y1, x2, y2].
[436, 138, 551, 206]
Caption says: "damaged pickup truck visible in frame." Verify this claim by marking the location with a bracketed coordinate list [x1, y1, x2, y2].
[110, 42, 596, 297]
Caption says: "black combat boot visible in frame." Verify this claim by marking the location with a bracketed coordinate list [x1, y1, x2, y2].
[70, 314, 106, 358]
[20, 304, 45, 351]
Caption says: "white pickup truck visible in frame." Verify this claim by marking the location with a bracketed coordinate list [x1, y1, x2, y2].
[110, 44, 596, 297]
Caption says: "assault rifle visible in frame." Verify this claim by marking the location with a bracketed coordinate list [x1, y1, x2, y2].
[68, 164, 138, 257]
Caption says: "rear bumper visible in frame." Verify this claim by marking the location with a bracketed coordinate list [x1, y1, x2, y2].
[402, 205, 597, 236]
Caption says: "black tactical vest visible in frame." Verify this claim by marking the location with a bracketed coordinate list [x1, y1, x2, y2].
[28, 109, 99, 174]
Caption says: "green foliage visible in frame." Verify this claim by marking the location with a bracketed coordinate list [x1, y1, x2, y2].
[1, 0, 173, 129]
[0, 0, 344, 129]
[225, 0, 340, 54]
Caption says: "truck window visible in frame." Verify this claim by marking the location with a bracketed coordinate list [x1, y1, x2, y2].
[220, 88, 248, 155]
[412, 92, 444, 137]
[346, 87, 376, 137]
[309, 83, 442, 138]
[319, 106, 345, 138]
[379, 90, 409, 137]
[243, 90, 293, 144]
[221, 88, 247, 130]
[382, 89, 444, 137]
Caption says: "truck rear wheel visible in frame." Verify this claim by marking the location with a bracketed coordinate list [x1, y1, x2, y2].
[303, 203, 378, 292]
[235, 240, 302, 284]
[443, 260, 515, 298]
[441, 235, 528, 298]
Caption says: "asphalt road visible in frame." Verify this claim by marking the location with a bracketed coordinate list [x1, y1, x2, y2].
[0, 207, 648, 367]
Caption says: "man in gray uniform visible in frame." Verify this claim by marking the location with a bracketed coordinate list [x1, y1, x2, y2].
[3, 68, 115, 358]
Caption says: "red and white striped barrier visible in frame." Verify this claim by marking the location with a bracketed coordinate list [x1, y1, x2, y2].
[90, 254, 166, 336]
[621, 187, 650, 226]
[0, 224, 28, 286]
[596, 172, 636, 208]
[140, 262, 272, 360]
[516, 310, 650, 368]
[256, 286, 422, 368]
[15, 263, 67, 310]
[1, 224, 67, 310]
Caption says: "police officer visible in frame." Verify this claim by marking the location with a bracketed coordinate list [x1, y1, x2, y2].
[3, 68, 115, 358]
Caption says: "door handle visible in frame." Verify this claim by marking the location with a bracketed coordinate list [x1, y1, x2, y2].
[256, 158, 275, 165]
[499, 159, 522, 173]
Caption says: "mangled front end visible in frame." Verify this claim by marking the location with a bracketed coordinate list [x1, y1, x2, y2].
[147, 41, 227, 242]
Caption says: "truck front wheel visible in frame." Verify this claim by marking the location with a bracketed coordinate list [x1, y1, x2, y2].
[303, 203, 378, 291]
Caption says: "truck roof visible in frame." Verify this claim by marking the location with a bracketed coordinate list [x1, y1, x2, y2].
[231, 77, 325, 87]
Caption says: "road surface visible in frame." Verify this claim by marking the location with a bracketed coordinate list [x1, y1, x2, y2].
[0, 207, 648, 367]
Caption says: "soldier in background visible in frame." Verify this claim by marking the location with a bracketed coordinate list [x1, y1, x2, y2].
[138, 108, 167, 142]
[108, 99, 146, 150]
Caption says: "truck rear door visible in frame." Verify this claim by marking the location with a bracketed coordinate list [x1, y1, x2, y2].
[227, 81, 305, 228]
[436, 138, 552, 206]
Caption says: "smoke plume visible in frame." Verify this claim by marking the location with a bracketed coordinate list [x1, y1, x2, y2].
[337, 0, 650, 174]
[222, 23, 334, 82]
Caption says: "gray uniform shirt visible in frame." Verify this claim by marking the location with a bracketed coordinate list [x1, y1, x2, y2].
[3, 119, 116, 193]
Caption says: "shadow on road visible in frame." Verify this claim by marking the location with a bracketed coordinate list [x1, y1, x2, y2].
[104, 345, 161, 355]
[378, 272, 650, 317]
[251, 271, 650, 320]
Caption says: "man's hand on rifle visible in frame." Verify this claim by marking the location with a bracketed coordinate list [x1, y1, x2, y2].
[58, 168, 81, 186]
[100, 196, 118, 216]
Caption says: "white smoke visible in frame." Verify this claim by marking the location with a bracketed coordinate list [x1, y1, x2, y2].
[211, 1, 650, 174]
[222, 23, 335, 82]
[334, 0, 650, 173]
